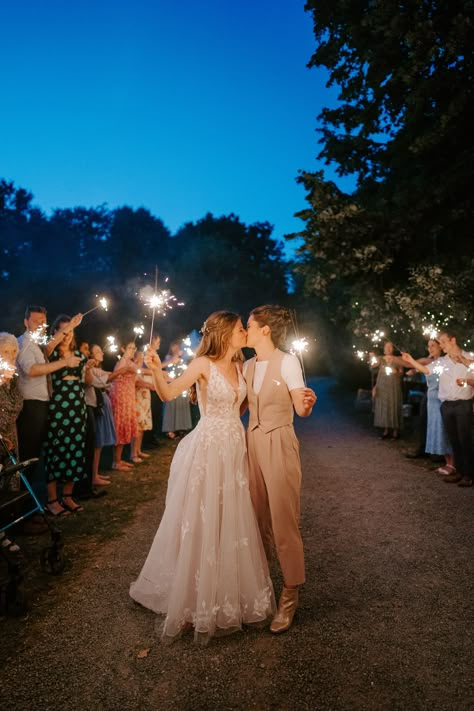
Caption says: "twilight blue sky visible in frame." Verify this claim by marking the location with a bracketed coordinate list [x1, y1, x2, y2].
[0, 0, 353, 255]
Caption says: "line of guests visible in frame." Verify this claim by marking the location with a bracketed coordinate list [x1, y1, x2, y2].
[370, 331, 473, 488]
[0, 304, 195, 555]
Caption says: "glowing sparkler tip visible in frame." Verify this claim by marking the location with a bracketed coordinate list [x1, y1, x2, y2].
[291, 338, 309, 354]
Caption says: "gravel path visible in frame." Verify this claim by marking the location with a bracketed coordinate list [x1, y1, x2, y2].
[0, 378, 473, 711]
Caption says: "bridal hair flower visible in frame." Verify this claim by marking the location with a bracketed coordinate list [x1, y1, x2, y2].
[200, 322, 210, 335]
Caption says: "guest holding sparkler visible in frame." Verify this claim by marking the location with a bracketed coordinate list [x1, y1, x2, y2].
[244, 304, 317, 634]
[371, 341, 405, 440]
[44, 315, 91, 515]
[402, 329, 473, 487]
[131, 350, 154, 462]
[402, 339, 453, 473]
[161, 341, 192, 439]
[84, 344, 122, 487]
[109, 341, 139, 470]
[16, 306, 82, 529]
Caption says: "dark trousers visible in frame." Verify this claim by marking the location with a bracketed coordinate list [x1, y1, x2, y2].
[417, 392, 428, 454]
[16, 400, 49, 482]
[440, 400, 474, 478]
[76, 405, 96, 494]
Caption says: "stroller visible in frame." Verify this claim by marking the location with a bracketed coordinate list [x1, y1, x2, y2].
[0, 433, 65, 615]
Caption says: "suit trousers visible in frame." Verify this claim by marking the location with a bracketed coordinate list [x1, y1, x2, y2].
[440, 399, 474, 478]
[247, 424, 305, 586]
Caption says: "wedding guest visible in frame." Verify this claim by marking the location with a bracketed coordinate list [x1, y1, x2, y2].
[371, 341, 405, 439]
[86, 344, 123, 484]
[131, 351, 154, 462]
[44, 315, 91, 515]
[161, 342, 192, 439]
[402, 328, 473, 487]
[109, 340, 138, 470]
[16, 305, 81, 531]
[403, 339, 453, 473]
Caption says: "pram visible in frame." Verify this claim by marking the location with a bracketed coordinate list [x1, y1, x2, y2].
[0, 433, 65, 615]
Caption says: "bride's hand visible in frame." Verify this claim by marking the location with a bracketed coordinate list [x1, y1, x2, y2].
[144, 349, 161, 371]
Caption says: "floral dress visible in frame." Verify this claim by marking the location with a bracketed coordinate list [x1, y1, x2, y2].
[130, 360, 275, 643]
[0, 378, 23, 491]
[44, 349, 87, 483]
[136, 372, 153, 431]
[109, 358, 138, 445]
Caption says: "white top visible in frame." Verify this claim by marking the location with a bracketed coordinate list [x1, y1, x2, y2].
[426, 353, 474, 401]
[16, 332, 49, 401]
[243, 352, 304, 395]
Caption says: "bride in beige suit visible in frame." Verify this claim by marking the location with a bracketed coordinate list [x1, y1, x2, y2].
[245, 305, 317, 634]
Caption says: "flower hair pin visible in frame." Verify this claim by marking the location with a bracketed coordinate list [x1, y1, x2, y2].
[200, 322, 210, 335]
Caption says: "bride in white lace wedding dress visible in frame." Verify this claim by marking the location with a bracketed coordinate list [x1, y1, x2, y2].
[129, 312, 275, 644]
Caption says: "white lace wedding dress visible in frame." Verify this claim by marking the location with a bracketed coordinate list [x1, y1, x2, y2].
[129, 360, 275, 643]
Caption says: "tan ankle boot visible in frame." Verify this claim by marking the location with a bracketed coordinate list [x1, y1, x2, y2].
[270, 587, 298, 634]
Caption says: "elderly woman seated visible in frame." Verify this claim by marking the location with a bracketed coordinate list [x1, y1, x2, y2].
[0, 332, 24, 555]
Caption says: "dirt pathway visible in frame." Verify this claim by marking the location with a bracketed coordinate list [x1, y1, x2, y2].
[0, 378, 472, 711]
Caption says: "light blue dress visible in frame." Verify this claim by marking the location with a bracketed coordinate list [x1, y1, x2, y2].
[425, 373, 452, 455]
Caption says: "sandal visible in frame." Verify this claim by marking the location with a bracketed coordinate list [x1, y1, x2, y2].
[61, 494, 84, 514]
[46, 498, 70, 517]
[0, 531, 21, 554]
[437, 465, 456, 476]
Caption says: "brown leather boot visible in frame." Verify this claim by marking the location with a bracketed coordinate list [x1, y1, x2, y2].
[270, 587, 298, 634]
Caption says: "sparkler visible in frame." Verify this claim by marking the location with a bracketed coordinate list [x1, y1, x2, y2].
[133, 324, 145, 342]
[422, 324, 439, 340]
[289, 310, 309, 385]
[105, 335, 118, 353]
[29, 324, 49, 346]
[384, 366, 393, 376]
[140, 267, 184, 345]
[82, 296, 109, 317]
[0, 357, 17, 386]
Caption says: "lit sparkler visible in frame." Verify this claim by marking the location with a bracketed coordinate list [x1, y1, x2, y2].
[133, 324, 145, 341]
[433, 363, 446, 377]
[289, 309, 309, 385]
[384, 366, 393, 376]
[105, 335, 118, 353]
[140, 268, 184, 345]
[29, 324, 49, 346]
[0, 357, 17, 386]
[422, 324, 439, 339]
[82, 296, 109, 317]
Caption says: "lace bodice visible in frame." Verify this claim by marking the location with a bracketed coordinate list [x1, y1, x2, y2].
[197, 361, 246, 420]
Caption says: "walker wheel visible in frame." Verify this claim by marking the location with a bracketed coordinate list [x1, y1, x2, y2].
[40, 545, 65, 575]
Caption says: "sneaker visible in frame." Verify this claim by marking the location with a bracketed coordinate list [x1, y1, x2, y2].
[443, 473, 463, 484]
[457, 477, 473, 487]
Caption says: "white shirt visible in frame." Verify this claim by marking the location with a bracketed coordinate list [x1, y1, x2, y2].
[16, 332, 49, 401]
[426, 353, 474, 401]
[243, 353, 304, 395]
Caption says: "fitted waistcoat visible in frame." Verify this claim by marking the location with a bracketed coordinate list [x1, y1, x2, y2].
[246, 348, 294, 434]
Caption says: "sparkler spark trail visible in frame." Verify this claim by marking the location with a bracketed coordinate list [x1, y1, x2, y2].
[140, 267, 184, 345]
[29, 324, 49, 346]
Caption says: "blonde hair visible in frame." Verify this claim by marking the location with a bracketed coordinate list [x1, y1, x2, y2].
[189, 310, 241, 404]
[249, 304, 292, 349]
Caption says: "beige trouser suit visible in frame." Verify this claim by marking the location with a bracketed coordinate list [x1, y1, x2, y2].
[245, 348, 305, 587]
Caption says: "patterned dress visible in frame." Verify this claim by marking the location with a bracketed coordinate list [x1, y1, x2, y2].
[44, 349, 87, 483]
[109, 358, 138, 445]
[0, 378, 23, 491]
[136, 372, 153, 431]
[130, 360, 275, 644]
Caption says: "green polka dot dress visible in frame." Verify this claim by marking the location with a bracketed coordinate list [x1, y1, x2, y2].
[44, 349, 87, 483]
